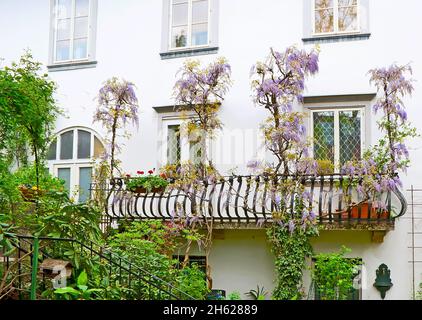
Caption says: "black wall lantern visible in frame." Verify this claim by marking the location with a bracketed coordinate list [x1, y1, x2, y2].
[373, 264, 393, 299]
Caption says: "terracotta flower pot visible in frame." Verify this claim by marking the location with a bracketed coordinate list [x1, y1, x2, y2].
[340, 202, 389, 219]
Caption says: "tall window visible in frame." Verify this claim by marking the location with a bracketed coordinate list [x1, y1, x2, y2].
[170, 0, 209, 49]
[163, 119, 202, 165]
[311, 108, 364, 170]
[47, 128, 104, 202]
[314, 0, 359, 34]
[52, 0, 94, 62]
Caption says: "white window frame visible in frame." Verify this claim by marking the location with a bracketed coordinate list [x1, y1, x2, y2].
[309, 106, 365, 171]
[168, 0, 211, 51]
[47, 127, 105, 202]
[312, 0, 361, 36]
[161, 117, 206, 166]
[50, 0, 98, 65]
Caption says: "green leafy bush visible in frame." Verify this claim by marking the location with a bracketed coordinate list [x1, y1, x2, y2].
[227, 291, 241, 300]
[54, 270, 103, 300]
[176, 264, 209, 300]
[312, 246, 361, 300]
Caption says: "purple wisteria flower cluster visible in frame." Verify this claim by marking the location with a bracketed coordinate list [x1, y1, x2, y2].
[93, 77, 140, 177]
[251, 46, 319, 112]
[94, 77, 139, 129]
[250, 46, 320, 176]
[340, 64, 417, 211]
[173, 58, 232, 135]
[248, 46, 320, 234]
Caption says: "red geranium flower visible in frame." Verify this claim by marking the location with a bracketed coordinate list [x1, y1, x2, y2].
[148, 170, 153, 174]
[137, 170, 144, 175]
[126, 174, 131, 178]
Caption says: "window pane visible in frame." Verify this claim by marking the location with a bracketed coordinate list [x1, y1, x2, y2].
[192, 0, 208, 23]
[190, 141, 202, 165]
[93, 136, 105, 158]
[79, 167, 92, 203]
[57, 0, 71, 18]
[75, 0, 89, 16]
[58, 168, 71, 194]
[191, 23, 208, 46]
[78, 130, 91, 159]
[56, 40, 70, 61]
[339, 0, 357, 6]
[313, 111, 335, 164]
[315, 9, 334, 33]
[47, 139, 57, 160]
[167, 125, 181, 164]
[57, 18, 71, 40]
[60, 130, 74, 160]
[73, 38, 88, 59]
[339, 110, 361, 165]
[74, 16, 88, 38]
[172, 3, 188, 26]
[338, 6, 358, 32]
[315, 0, 333, 9]
[171, 26, 188, 48]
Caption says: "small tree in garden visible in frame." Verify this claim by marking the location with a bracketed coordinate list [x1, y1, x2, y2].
[93, 77, 140, 178]
[173, 58, 232, 176]
[0, 52, 60, 192]
[250, 45, 320, 300]
[341, 64, 417, 212]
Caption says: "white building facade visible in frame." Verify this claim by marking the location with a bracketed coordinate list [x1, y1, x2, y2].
[1, 0, 422, 300]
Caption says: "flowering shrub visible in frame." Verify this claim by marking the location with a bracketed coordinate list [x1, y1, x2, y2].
[250, 45, 320, 300]
[340, 64, 417, 213]
[93, 77, 140, 177]
[174, 58, 232, 176]
[251, 46, 319, 176]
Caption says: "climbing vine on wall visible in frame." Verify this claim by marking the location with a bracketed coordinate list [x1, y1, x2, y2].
[267, 225, 317, 300]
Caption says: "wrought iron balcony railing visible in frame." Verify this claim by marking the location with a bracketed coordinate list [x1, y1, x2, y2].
[97, 174, 407, 227]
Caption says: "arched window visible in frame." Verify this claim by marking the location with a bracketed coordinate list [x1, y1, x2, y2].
[47, 127, 105, 202]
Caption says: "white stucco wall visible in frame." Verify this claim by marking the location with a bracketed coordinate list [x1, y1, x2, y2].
[1, 0, 422, 299]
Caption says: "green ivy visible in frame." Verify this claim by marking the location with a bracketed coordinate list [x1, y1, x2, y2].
[267, 225, 316, 300]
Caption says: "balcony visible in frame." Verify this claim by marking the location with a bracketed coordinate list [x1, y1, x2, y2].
[97, 174, 407, 234]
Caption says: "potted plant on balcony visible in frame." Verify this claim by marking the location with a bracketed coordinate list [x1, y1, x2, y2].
[339, 160, 392, 219]
[125, 169, 169, 194]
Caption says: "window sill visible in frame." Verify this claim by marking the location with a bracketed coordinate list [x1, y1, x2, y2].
[160, 46, 219, 60]
[47, 60, 98, 72]
[302, 33, 371, 44]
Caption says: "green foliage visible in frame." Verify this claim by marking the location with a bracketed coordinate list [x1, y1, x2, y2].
[0, 51, 60, 189]
[176, 264, 209, 300]
[227, 291, 241, 300]
[246, 285, 268, 300]
[316, 159, 334, 175]
[0, 213, 15, 255]
[126, 175, 169, 192]
[267, 225, 316, 300]
[312, 246, 361, 300]
[105, 220, 205, 299]
[54, 271, 103, 300]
